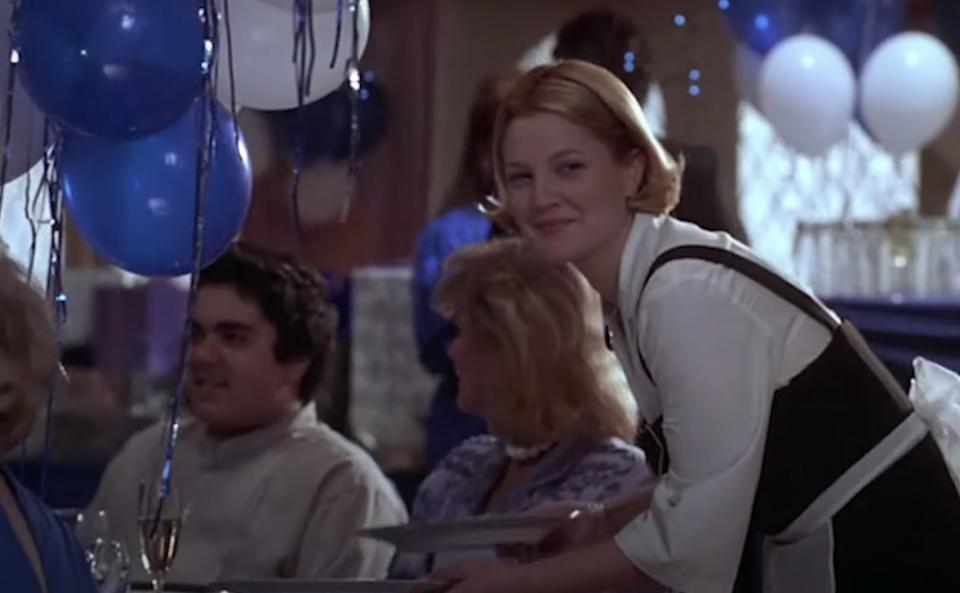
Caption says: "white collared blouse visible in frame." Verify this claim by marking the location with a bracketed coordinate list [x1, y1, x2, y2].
[608, 214, 836, 593]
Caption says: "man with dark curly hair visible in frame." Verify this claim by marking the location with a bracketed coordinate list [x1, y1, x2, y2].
[89, 242, 406, 585]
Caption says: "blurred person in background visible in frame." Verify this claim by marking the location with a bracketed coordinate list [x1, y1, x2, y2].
[412, 72, 518, 469]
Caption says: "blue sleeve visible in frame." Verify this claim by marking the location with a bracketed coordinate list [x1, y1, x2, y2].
[2, 470, 98, 593]
[411, 208, 491, 376]
[412, 222, 456, 376]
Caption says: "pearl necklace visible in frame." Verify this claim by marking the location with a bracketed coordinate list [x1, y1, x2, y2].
[504, 441, 556, 462]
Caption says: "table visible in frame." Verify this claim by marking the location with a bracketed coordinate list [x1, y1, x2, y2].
[826, 297, 960, 389]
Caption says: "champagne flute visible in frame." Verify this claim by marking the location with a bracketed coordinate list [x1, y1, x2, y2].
[138, 481, 183, 593]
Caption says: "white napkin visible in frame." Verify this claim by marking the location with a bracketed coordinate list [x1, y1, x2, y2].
[909, 357, 960, 493]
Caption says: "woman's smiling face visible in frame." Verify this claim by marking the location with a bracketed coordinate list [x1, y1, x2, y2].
[501, 111, 643, 267]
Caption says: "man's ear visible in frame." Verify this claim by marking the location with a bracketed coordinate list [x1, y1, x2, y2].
[283, 358, 311, 392]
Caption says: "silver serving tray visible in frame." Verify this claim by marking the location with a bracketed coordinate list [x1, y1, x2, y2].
[356, 513, 574, 553]
[209, 580, 447, 593]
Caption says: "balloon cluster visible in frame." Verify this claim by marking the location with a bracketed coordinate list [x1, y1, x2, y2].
[8, 0, 247, 275]
[724, 0, 958, 156]
[7, 0, 373, 275]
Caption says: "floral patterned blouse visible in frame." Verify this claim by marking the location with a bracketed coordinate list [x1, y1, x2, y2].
[390, 434, 657, 586]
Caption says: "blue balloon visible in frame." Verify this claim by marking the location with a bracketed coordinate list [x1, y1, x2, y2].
[13, 0, 205, 138]
[61, 99, 252, 276]
[720, 0, 806, 54]
[808, 0, 904, 70]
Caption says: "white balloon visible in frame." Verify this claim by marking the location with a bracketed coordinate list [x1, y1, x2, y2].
[758, 35, 856, 156]
[860, 32, 959, 155]
[218, 0, 371, 111]
[733, 44, 764, 109]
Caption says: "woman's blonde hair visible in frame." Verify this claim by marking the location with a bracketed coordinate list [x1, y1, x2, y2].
[0, 253, 57, 454]
[491, 59, 683, 221]
[434, 238, 636, 445]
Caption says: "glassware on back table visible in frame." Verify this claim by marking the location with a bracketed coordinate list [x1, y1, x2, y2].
[138, 481, 183, 593]
[922, 219, 960, 296]
[75, 509, 110, 560]
[73, 509, 130, 593]
[91, 540, 130, 593]
[793, 221, 835, 295]
[793, 221, 817, 292]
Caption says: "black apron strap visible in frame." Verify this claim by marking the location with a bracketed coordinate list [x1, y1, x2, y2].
[642, 245, 838, 331]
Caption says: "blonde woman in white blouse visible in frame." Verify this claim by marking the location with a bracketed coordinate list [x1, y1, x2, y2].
[430, 60, 960, 593]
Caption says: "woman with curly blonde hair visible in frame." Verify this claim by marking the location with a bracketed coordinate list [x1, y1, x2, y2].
[0, 249, 97, 593]
[391, 238, 653, 580]
[413, 72, 519, 468]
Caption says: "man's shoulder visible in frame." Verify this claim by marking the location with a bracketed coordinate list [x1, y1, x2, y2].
[284, 424, 407, 517]
[279, 423, 394, 486]
[113, 419, 165, 459]
[103, 416, 210, 477]
[118, 415, 201, 454]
